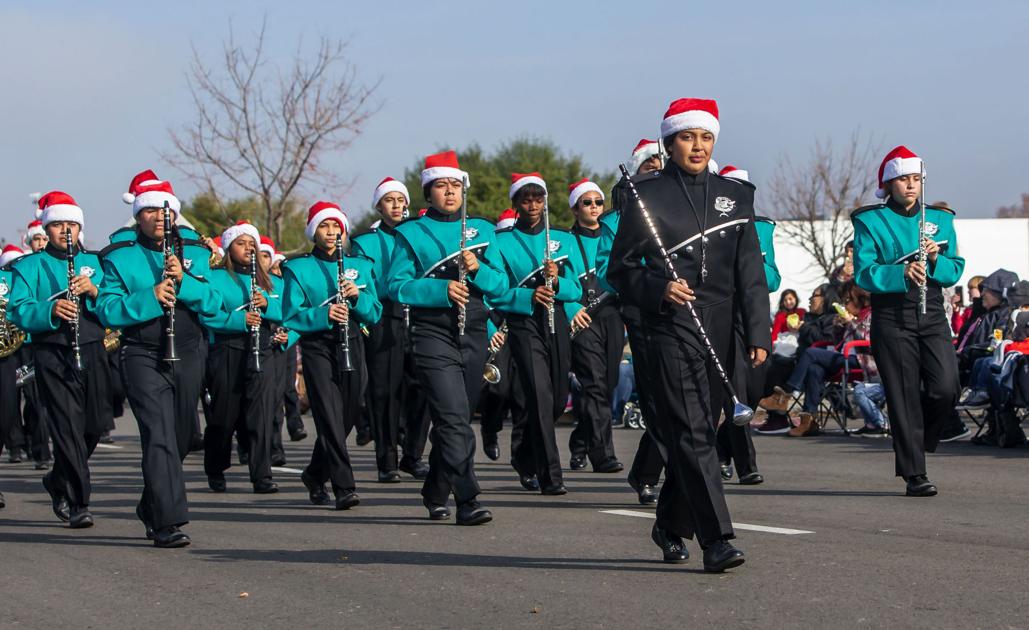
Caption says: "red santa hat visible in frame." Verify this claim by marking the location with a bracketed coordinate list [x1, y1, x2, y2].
[568, 178, 604, 209]
[372, 177, 410, 209]
[660, 98, 720, 142]
[628, 139, 661, 174]
[418, 208, 428, 217]
[122, 169, 181, 216]
[211, 236, 225, 257]
[25, 219, 45, 242]
[718, 164, 750, 182]
[259, 235, 277, 258]
[496, 208, 517, 230]
[420, 150, 469, 188]
[509, 172, 547, 200]
[220, 220, 261, 251]
[0, 244, 25, 267]
[305, 201, 349, 242]
[37, 190, 84, 227]
[875, 145, 923, 199]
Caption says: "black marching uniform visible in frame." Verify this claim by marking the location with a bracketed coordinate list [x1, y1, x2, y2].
[609, 164, 770, 550]
[96, 229, 223, 541]
[9, 243, 115, 523]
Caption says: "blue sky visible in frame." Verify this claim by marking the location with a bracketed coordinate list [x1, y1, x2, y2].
[2, 0, 1027, 246]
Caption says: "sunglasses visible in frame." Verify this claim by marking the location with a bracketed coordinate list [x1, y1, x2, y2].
[580, 199, 604, 208]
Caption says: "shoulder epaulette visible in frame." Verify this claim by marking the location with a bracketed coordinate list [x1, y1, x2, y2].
[283, 252, 312, 265]
[469, 215, 496, 225]
[0, 264, 11, 272]
[550, 227, 572, 235]
[851, 203, 887, 218]
[349, 253, 374, 264]
[598, 208, 618, 222]
[714, 172, 756, 191]
[179, 238, 206, 248]
[754, 216, 776, 225]
[494, 226, 516, 234]
[397, 215, 421, 226]
[350, 228, 376, 241]
[927, 204, 956, 215]
[629, 170, 661, 185]
[98, 240, 135, 259]
[11, 250, 42, 268]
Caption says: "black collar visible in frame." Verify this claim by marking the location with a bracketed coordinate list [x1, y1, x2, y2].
[886, 196, 921, 218]
[137, 230, 170, 252]
[44, 242, 79, 259]
[312, 246, 337, 262]
[665, 160, 710, 185]
[571, 223, 601, 238]
[379, 221, 398, 235]
[516, 218, 544, 235]
[426, 207, 460, 223]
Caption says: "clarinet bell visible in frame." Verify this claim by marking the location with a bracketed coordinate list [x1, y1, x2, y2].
[340, 348, 355, 373]
[731, 400, 755, 426]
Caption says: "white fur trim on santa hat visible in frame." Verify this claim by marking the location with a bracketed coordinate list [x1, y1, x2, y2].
[258, 241, 276, 257]
[875, 157, 924, 199]
[128, 190, 181, 216]
[721, 168, 749, 182]
[0, 247, 25, 267]
[628, 143, 660, 175]
[420, 167, 469, 188]
[661, 110, 720, 142]
[305, 207, 350, 242]
[26, 222, 45, 240]
[221, 223, 261, 251]
[372, 179, 410, 209]
[370, 219, 382, 230]
[41, 203, 84, 227]
[568, 181, 603, 209]
[509, 175, 547, 200]
[273, 253, 285, 264]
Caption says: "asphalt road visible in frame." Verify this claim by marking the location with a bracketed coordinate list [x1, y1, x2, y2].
[2, 416, 1027, 629]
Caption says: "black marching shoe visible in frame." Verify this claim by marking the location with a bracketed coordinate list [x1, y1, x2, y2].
[569, 454, 587, 471]
[720, 461, 734, 481]
[739, 472, 764, 485]
[424, 500, 451, 521]
[637, 484, 658, 505]
[399, 457, 429, 480]
[905, 475, 938, 497]
[153, 526, 191, 549]
[7, 447, 25, 463]
[135, 503, 155, 541]
[377, 470, 402, 483]
[594, 458, 625, 474]
[238, 451, 249, 465]
[189, 433, 205, 453]
[289, 427, 308, 442]
[42, 474, 70, 522]
[334, 491, 360, 511]
[519, 475, 540, 491]
[456, 500, 492, 526]
[34, 458, 51, 471]
[703, 540, 745, 573]
[253, 480, 279, 494]
[0, 491, 5, 509]
[208, 475, 227, 493]
[651, 524, 689, 564]
[355, 429, 373, 447]
[301, 471, 332, 506]
[482, 434, 500, 461]
[271, 454, 287, 467]
[99, 431, 115, 445]
[540, 484, 568, 496]
[68, 507, 94, 529]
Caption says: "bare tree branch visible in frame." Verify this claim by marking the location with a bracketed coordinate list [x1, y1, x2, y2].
[162, 17, 381, 243]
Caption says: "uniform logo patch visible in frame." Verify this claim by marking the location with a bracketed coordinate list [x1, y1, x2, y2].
[465, 227, 479, 240]
[78, 265, 95, 278]
[183, 258, 194, 271]
[344, 268, 359, 281]
[924, 222, 939, 237]
[714, 197, 736, 217]
[0, 282, 8, 297]
[548, 240, 561, 253]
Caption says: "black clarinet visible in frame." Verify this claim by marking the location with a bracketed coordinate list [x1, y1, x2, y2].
[248, 250, 262, 373]
[335, 233, 355, 374]
[162, 202, 179, 363]
[64, 228, 84, 371]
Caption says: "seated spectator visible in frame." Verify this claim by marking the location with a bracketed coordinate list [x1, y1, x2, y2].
[960, 280, 1029, 408]
[851, 380, 888, 437]
[955, 275, 986, 337]
[829, 241, 855, 290]
[760, 281, 871, 437]
[956, 269, 1020, 383]
[771, 289, 806, 343]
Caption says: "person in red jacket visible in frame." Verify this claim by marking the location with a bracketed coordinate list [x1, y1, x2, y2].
[771, 289, 805, 342]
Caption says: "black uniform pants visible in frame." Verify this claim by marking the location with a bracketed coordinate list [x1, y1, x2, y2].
[568, 309, 622, 467]
[478, 343, 528, 470]
[205, 342, 276, 483]
[871, 314, 960, 478]
[400, 340, 430, 463]
[410, 320, 486, 506]
[0, 351, 23, 455]
[34, 341, 112, 509]
[301, 336, 364, 496]
[122, 344, 191, 531]
[108, 345, 126, 418]
[626, 318, 665, 487]
[508, 309, 571, 490]
[283, 344, 304, 435]
[646, 330, 734, 545]
[716, 357, 763, 477]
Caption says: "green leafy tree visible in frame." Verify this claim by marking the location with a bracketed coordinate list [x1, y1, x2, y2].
[374, 137, 616, 230]
[182, 193, 309, 253]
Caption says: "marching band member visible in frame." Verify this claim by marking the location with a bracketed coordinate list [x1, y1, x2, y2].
[96, 170, 223, 548]
[493, 172, 582, 496]
[609, 98, 769, 571]
[255, 236, 296, 466]
[25, 219, 48, 253]
[1, 244, 33, 466]
[387, 150, 509, 524]
[352, 177, 430, 482]
[282, 201, 381, 510]
[9, 192, 115, 529]
[852, 146, 964, 497]
[602, 139, 664, 505]
[201, 222, 281, 494]
[565, 178, 624, 474]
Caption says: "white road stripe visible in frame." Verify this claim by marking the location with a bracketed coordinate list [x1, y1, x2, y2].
[271, 466, 306, 474]
[95, 443, 123, 450]
[600, 509, 814, 535]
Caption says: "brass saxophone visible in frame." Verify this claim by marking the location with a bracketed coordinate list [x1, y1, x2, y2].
[0, 278, 26, 359]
